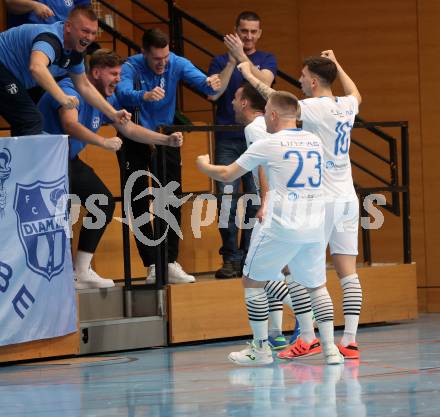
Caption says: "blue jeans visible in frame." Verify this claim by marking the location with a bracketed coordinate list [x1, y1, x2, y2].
[215, 137, 258, 262]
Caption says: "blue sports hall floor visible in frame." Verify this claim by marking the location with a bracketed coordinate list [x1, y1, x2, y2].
[0, 314, 439, 417]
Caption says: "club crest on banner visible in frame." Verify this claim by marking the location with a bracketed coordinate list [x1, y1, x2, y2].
[13, 177, 68, 281]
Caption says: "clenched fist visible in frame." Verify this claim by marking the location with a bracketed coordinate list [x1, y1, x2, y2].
[196, 154, 210, 167]
[103, 137, 122, 152]
[143, 87, 165, 101]
[61, 95, 79, 110]
[237, 62, 252, 78]
[206, 75, 221, 91]
[167, 132, 183, 147]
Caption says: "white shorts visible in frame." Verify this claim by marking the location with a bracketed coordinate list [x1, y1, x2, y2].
[243, 226, 326, 288]
[249, 221, 284, 280]
[325, 199, 359, 256]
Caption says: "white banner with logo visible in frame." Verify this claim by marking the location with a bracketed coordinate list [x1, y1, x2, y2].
[0, 134, 76, 346]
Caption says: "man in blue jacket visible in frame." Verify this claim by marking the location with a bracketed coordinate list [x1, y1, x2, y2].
[116, 28, 222, 283]
[38, 49, 183, 289]
[0, 5, 130, 136]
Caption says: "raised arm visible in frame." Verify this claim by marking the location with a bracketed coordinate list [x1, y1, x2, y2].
[321, 50, 362, 104]
[224, 33, 274, 85]
[70, 72, 131, 124]
[237, 61, 276, 100]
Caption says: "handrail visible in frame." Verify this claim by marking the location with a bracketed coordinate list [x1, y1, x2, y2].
[130, 0, 169, 24]
[98, 20, 140, 53]
[351, 138, 391, 164]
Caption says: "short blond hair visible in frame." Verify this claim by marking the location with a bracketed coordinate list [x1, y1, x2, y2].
[268, 91, 299, 118]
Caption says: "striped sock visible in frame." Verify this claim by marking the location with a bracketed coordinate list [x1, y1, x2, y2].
[264, 280, 292, 309]
[268, 294, 283, 337]
[309, 286, 335, 349]
[245, 288, 269, 347]
[340, 274, 362, 345]
[287, 277, 316, 343]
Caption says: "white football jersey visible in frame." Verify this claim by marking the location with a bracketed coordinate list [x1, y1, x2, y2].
[236, 128, 325, 242]
[244, 115, 269, 191]
[300, 95, 359, 201]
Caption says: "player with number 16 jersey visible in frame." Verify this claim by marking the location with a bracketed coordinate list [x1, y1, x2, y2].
[300, 95, 358, 201]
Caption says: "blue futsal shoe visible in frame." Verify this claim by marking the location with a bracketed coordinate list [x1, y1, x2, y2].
[268, 334, 288, 350]
[289, 318, 301, 344]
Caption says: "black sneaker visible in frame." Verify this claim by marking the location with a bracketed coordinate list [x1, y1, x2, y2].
[215, 260, 241, 279]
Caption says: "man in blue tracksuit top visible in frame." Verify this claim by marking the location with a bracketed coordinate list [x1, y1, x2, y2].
[208, 11, 277, 278]
[116, 28, 222, 283]
[38, 49, 183, 289]
[0, 5, 130, 136]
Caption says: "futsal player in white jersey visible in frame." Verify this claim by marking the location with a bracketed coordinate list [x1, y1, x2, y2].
[237, 50, 363, 360]
[197, 91, 344, 366]
[233, 82, 298, 351]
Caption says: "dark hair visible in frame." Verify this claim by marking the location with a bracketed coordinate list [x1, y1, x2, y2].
[240, 82, 266, 112]
[88, 49, 124, 70]
[142, 28, 169, 51]
[303, 57, 337, 86]
[268, 91, 299, 116]
[235, 11, 261, 27]
[68, 5, 97, 21]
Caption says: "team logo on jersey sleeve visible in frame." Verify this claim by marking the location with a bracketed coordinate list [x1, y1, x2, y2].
[92, 116, 100, 129]
[14, 178, 68, 281]
[5, 83, 18, 95]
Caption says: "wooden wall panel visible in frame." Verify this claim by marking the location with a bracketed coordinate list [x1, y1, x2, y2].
[168, 264, 418, 343]
[427, 288, 440, 313]
[417, 1, 440, 293]
[0, 331, 79, 363]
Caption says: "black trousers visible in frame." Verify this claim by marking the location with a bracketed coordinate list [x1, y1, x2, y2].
[0, 61, 43, 136]
[70, 157, 115, 254]
[117, 139, 181, 267]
